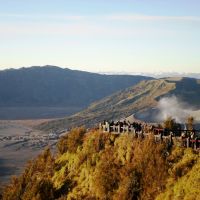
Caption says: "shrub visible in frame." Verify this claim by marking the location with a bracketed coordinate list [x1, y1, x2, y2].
[57, 127, 86, 154]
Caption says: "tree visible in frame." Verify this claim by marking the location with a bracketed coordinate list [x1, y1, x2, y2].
[187, 116, 194, 131]
[2, 148, 55, 200]
[57, 127, 86, 154]
[163, 117, 181, 131]
[92, 147, 120, 199]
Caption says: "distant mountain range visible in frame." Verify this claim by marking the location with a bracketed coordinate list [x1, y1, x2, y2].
[99, 71, 200, 79]
[142, 72, 200, 79]
[38, 77, 200, 131]
[0, 66, 151, 119]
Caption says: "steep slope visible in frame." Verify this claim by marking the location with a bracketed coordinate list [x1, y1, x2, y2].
[167, 77, 200, 107]
[38, 77, 200, 131]
[2, 128, 199, 200]
[0, 66, 151, 119]
[38, 79, 175, 130]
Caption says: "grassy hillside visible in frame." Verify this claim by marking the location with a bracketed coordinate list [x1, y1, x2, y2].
[166, 77, 200, 108]
[1, 128, 199, 200]
[38, 77, 200, 131]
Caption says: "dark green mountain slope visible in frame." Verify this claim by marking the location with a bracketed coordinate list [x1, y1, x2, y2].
[38, 77, 200, 131]
[0, 66, 152, 119]
[0, 66, 152, 107]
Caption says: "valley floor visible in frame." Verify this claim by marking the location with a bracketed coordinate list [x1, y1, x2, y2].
[0, 120, 57, 184]
[0, 106, 83, 120]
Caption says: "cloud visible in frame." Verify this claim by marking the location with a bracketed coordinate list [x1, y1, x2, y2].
[1, 13, 200, 22]
[0, 21, 175, 40]
[0, 13, 85, 21]
[106, 14, 200, 22]
[0, 21, 103, 36]
[156, 96, 200, 123]
[0, 13, 197, 39]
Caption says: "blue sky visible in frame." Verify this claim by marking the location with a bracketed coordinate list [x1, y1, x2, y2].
[0, 0, 200, 73]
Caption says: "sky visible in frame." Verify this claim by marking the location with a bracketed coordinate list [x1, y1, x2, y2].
[0, 0, 200, 73]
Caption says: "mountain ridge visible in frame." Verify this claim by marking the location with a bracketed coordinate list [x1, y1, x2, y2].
[0, 65, 152, 119]
[0, 65, 152, 107]
[38, 77, 200, 131]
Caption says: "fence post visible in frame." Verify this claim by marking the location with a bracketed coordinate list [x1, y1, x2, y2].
[194, 138, 197, 150]
[160, 132, 163, 142]
[118, 125, 120, 134]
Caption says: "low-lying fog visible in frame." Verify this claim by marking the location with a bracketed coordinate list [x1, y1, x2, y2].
[156, 96, 200, 123]
[136, 96, 200, 124]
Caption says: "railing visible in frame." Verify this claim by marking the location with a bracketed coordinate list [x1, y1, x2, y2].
[99, 123, 200, 150]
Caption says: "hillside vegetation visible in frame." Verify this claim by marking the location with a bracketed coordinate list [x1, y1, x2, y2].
[1, 127, 200, 200]
[39, 77, 200, 131]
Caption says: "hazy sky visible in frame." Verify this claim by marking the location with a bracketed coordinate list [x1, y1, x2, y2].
[0, 0, 200, 73]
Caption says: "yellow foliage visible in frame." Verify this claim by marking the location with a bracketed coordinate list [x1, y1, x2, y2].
[3, 128, 199, 200]
[156, 147, 200, 200]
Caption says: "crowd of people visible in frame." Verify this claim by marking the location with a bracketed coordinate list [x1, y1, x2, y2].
[99, 120, 200, 149]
